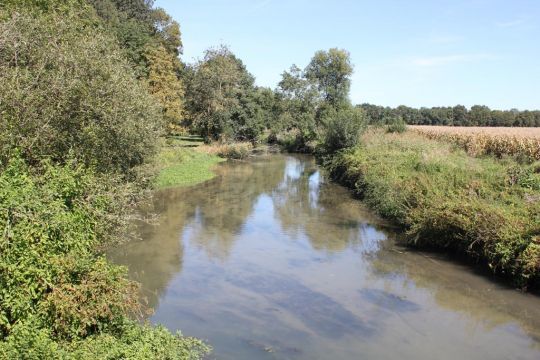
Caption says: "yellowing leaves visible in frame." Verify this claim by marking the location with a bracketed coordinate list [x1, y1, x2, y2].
[145, 44, 185, 125]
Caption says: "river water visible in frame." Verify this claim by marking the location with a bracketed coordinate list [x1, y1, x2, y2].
[108, 154, 540, 360]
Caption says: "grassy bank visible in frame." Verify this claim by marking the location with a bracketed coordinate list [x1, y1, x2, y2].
[155, 137, 225, 189]
[325, 130, 540, 288]
[154, 137, 259, 189]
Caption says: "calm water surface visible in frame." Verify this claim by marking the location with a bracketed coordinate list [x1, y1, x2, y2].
[109, 154, 540, 360]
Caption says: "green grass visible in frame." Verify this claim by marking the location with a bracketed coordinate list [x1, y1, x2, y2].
[154, 137, 224, 189]
[326, 130, 540, 288]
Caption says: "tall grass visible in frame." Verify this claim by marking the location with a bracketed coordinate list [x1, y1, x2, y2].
[326, 130, 540, 288]
[198, 142, 254, 159]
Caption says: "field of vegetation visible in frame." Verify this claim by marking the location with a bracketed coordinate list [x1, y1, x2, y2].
[411, 125, 540, 161]
[326, 130, 540, 289]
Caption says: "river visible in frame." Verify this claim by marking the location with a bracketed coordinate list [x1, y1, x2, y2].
[108, 154, 540, 360]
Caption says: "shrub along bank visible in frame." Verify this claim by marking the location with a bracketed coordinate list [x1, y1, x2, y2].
[0, 157, 209, 358]
[325, 130, 540, 289]
[0, 4, 210, 359]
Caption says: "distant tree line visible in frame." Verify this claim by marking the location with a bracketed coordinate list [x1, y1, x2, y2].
[359, 104, 540, 127]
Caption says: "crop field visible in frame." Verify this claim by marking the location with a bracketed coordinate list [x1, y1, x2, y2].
[410, 125, 540, 160]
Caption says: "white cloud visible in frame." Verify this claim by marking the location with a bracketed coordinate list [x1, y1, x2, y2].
[411, 54, 492, 67]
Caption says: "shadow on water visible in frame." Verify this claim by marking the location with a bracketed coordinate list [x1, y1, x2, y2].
[108, 154, 540, 360]
[226, 268, 376, 339]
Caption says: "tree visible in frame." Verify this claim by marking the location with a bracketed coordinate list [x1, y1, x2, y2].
[305, 48, 353, 108]
[469, 105, 491, 126]
[452, 105, 468, 126]
[111, 0, 155, 23]
[145, 44, 185, 128]
[185, 46, 257, 141]
[151, 7, 182, 56]
[0, 13, 163, 174]
[321, 106, 366, 153]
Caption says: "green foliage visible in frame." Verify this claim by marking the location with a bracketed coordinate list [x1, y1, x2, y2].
[305, 48, 353, 108]
[1, 0, 84, 14]
[0, 4, 209, 358]
[0, 12, 163, 176]
[0, 156, 210, 357]
[273, 65, 319, 150]
[0, 320, 210, 359]
[185, 45, 266, 142]
[326, 131, 540, 288]
[0, 156, 133, 337]
[360, 103, 540, 127]
[88, 1, 183, 79]
[386, 116, 407, 133]
[320, 106, 367, 153]
[145, 44, 185, 126]
[273, 49, 355, 152]
[151, 7, 183, 55]
[155, 139, 224, 189]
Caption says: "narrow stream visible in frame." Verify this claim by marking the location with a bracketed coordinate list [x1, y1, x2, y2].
[109, 154, 540, 360]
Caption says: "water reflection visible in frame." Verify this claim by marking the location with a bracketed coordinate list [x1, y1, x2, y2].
[109, 154, 540, 360]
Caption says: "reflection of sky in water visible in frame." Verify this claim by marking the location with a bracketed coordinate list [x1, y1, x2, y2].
[109, 154, 540, 360]
[308, 171, 320, 209]
[283, 157, 303, 181]
[356, 223, 385, 254]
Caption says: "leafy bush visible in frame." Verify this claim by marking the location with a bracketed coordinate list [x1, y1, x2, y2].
[326, 131, 540, 288]
[0, 320, 210, 360]
[0, 6, 209, 359]
[0, 156, 135, 338]
[0, 155, 209, 358]
[386, 116, 407, 133]
[0, 12, 163, 176]
[320, 106, 367, 154]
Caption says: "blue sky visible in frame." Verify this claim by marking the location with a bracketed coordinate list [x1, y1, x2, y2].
[156, 0, 540, 110]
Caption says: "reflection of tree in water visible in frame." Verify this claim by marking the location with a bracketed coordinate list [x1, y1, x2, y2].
[108, 187, 197, 311]
[272, 156, 389, 254]
[109, 156, 287, 310]
[371, 247, 540, 346]
[184, 156, 286, 260]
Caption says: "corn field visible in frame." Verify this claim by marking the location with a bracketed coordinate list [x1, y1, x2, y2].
[410, 125, 540, 161]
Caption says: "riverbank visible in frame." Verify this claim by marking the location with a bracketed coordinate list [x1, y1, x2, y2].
[110, 153, 540, 359]
[154, 136, 225, 189]
[154, 137, 258, 189]
[324, 130, 540, 289]
[154, 136, 268, 189]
